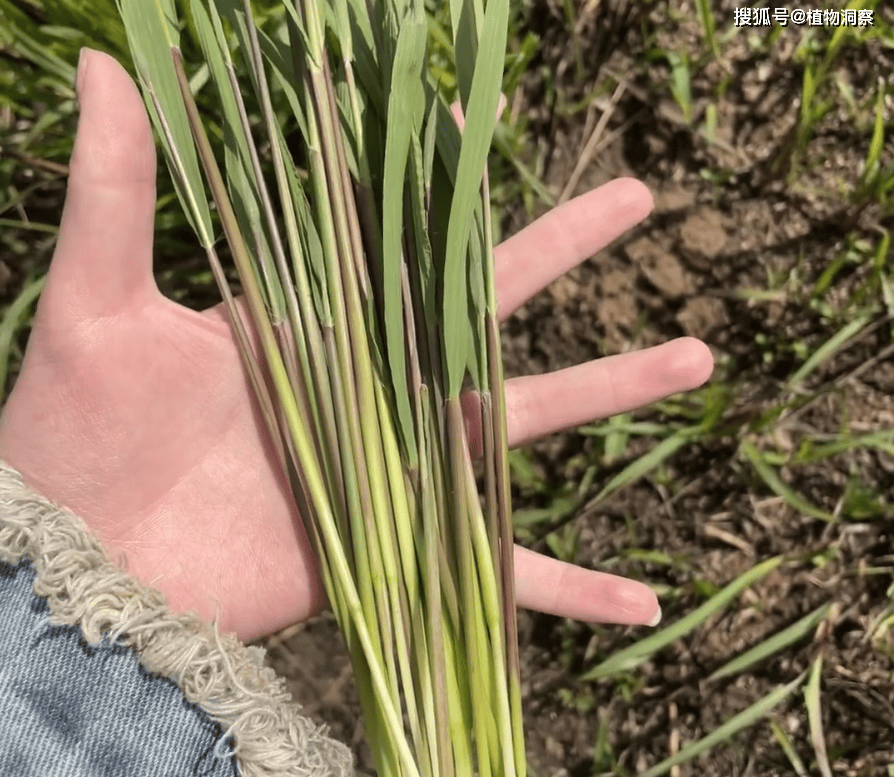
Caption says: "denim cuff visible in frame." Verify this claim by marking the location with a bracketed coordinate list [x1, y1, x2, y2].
[0, 460, 353, 777]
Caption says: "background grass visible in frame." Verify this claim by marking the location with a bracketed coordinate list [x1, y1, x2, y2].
[2, 1, 892, 775]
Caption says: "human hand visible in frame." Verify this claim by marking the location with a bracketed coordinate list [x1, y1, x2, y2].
[0, 50, 712, 642]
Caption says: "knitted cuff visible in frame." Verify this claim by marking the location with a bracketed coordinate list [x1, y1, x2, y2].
[0, 459, 353, 777]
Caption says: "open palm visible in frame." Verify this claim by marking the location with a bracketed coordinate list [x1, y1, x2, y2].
[0, 50, 712, 642]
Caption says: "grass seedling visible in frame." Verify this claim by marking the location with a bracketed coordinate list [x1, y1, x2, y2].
[769, 719, 809, 777]
[805, 655, 832, 777]
[694, 0, 718, 60]
[708, 603, 832, 681]
[784, 0, 880, 182]
[857, 82, 887, 190]
[0, 274, 45, 395]
[740, 441, 835, 522]
[787, 313, 874, 388]
[638, 671, 807, 777]
[582, 556, 785, 681]
[666, 51, 693, 125]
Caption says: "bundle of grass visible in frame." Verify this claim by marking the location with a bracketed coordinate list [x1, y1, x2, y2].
[115, 0, 523, 776]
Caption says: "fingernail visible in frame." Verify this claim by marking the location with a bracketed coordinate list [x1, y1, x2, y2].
[648, 605, 663, 628]
[76, 48, 89, 98]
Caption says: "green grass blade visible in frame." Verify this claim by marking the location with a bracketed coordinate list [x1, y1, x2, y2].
[0, 220, 57, 234]
[423, 91, 439, 199]
[800, 64, 817, 128]
[381, 1, 427, 452]
[796, 431, 894, 462]
[873, 232, 894, 327]
[116, 0, 213, 246]
[579, 420, 669, 437]
[441, 0, 508, 396]
[740, 440, 834, 521]
[0, 274, 45, 393]
[451, 0, 479, 110]
[602, 413, 633, 464]
[667, 51, 693, 125]
[408, 127, 436, 334]
[805, 655, 833, 777]
[769, 719, 809, 776]
[695, 0, 718, 59]
[708, 603, 831, 680]
[585, 428, 695, 509]
[787, 312, 873, 387]
[581, 556, 785, 680]
[638, 672, 807, 777]
[290, 174, 332, 324]
[862, 83, 886, 183]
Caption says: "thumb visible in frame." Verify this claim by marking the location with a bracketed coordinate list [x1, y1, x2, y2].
[42, 48, 158, 324]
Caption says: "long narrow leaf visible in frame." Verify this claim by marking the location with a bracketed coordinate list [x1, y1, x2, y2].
[441, 0, 508, 396]
[708, 603, 832, 681]
[582, 556, 785, 680]
[586, 428, 695, 509]
[769, 719, 809, 777]
[787, 313, 873, 387]
[116, 0, 213, 246]
[638, 672, 807, 777]
[805, 655, 833, 777]
[740, 441, 834, 521]
[380, 3, 427, 453]
[0, 274, 45, 392]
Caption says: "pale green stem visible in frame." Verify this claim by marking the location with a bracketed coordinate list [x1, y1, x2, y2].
[442, 615, 472, 776]
[446, 396, 496, 777]
[172, 49, 419, 777]
[305, 58, 406, 724]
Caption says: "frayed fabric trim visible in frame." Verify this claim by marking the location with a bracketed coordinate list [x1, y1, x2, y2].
[0, 460, 353, 777]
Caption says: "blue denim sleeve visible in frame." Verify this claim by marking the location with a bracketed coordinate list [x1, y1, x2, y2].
[0, 461, 353, 777]
[0, 558, 237, 776]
